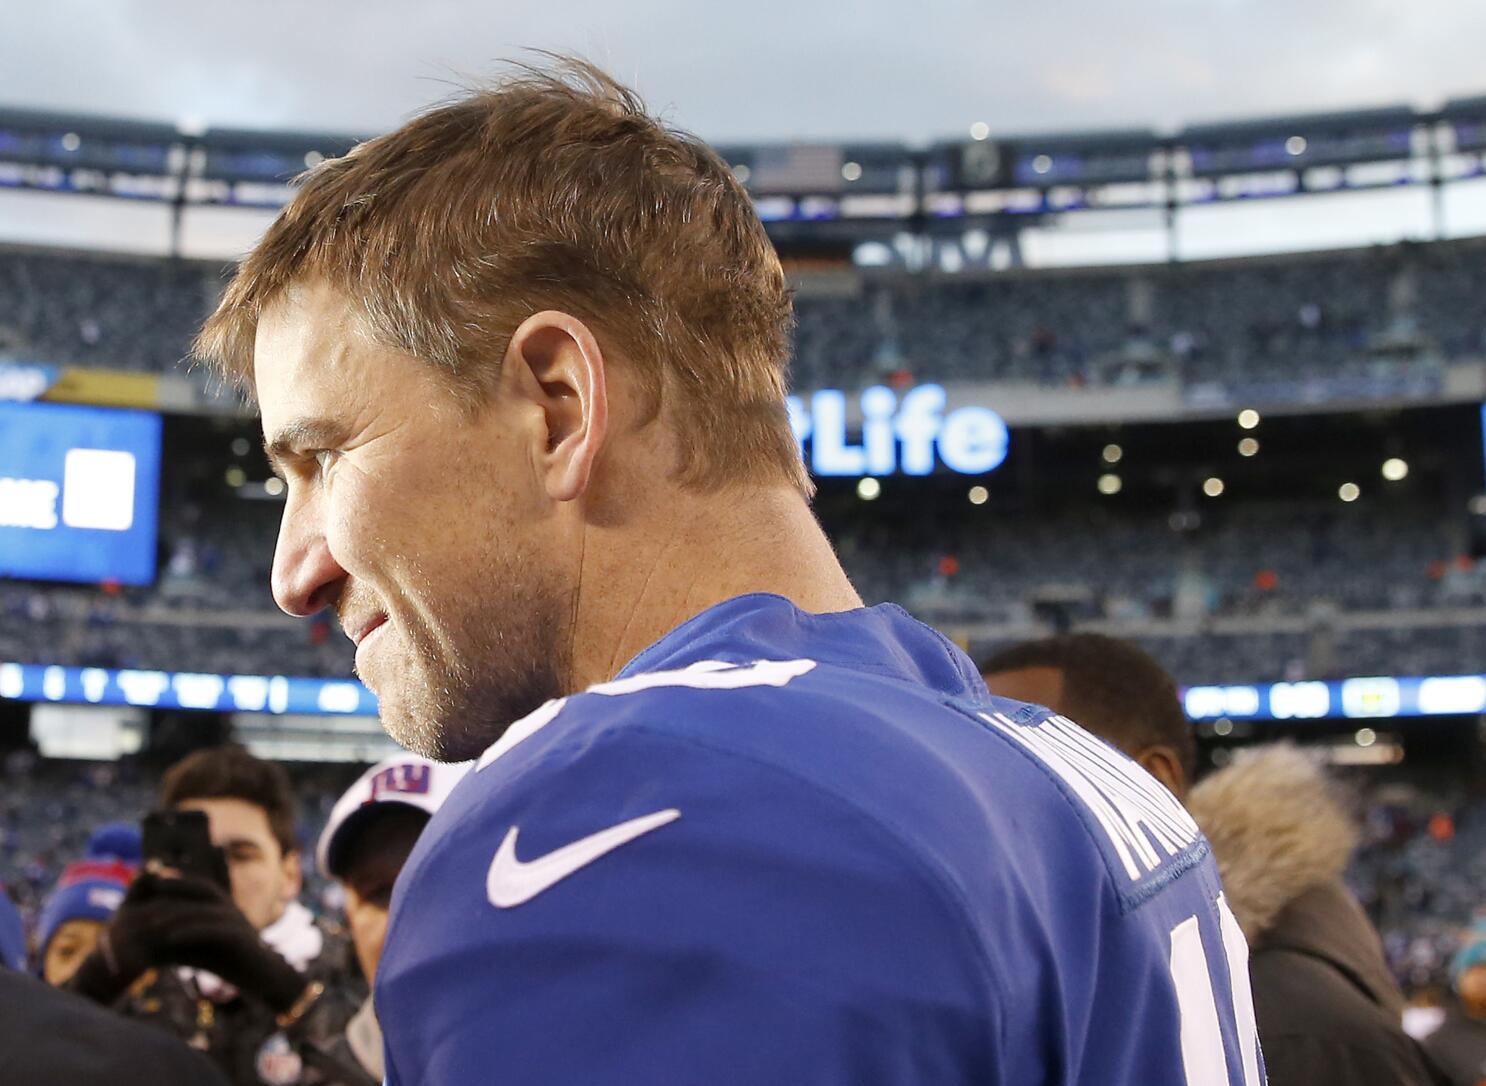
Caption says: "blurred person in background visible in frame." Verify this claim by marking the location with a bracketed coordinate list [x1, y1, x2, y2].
[38, 890, 119, 987]
[69, 746, 365, 1086]
[32, 822, 139, 986]
[0, 888, 25, 972]
[314, 754, 471, 1083]
[984, 633, 1440, 1086]
[1415, 922, 1486, 1083]
[981, 632, 1194, 797]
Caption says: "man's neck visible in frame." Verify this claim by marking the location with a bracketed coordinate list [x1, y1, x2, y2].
[568, 485, 861, 691]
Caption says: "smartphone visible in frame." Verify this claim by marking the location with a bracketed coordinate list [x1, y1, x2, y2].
[141, 809, 231, 892]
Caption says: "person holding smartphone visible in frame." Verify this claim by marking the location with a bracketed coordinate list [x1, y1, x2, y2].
[69, 746, 366, 1086]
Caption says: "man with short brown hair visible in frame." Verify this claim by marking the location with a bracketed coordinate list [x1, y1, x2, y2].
[70, 747, 365, 1085]
[199, 58, 1261, 1085]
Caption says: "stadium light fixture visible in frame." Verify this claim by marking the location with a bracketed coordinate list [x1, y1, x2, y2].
[1238, 438, 1259, 457]
[264, 477, 285, 497]
[1354, 727, 1377, 747]
[1237, 409, 1260, 430]
[1382, 458, 1408, 481]
[1203, 477, 1225, 497]
[731, 164, 751, 184]
[1212, 719, 1233, 737]
[841, 161, 862, 182]
[1338, 482, 1361, 502]
[1097, 473, 1122, 495]
[856, 477, 881, 501]
[224, 466, 246, 488]
[1285, 136, 1307, 156]
[230, 437, 250, 457]
[1032, 155, 1053, 174]
[304, 150, 325, 168]
[967, 485, 989, 505]
[1102, 443, 1123, 464]
[969, 122, 990, 141]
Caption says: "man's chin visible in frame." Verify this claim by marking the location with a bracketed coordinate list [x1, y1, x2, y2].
[374, 686, 492, 763]
[377, 699, 456, 762]
[378, 684, 555, 764]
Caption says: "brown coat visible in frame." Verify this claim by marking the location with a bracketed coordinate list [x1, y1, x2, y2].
[1187, 745, 1442, 1086]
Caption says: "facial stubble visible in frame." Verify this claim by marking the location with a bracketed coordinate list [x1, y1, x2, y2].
[365, 545, 573, 763]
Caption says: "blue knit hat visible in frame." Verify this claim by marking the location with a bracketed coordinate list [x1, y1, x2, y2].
[32, 825, 140, 970]
[0, 888, 24, 971]
[34, 875, 127, 967]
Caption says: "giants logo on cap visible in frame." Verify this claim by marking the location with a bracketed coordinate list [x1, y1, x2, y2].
[369, 763, 432, 802]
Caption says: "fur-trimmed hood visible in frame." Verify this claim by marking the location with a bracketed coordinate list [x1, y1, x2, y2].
[1185, 743, 1357, 943]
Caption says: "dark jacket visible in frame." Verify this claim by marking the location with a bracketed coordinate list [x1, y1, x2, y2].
[1188, 744, 1440, 1086]
[1419, 1002, 1486, 1085]
[0, 966, 230, 1086]
[118, 905, 368, 1086]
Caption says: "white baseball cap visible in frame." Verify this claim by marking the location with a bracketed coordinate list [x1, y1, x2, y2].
[317, 754, 472, 879]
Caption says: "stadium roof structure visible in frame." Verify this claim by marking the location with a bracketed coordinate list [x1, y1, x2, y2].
[0, 105, 179, 145]
[1179, 104, 1416, 141]
[1, 96, 1484, 253]
[196, 126, 367, 184]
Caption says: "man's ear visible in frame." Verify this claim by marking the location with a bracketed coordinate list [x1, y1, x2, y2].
[502, 311, 609, 503]
[1136, 745, 1188, 802]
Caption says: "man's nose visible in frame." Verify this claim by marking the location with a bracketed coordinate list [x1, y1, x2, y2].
[271, 498, 346, 617]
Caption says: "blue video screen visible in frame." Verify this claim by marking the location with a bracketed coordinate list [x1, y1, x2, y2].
[0, 401, 162, 586]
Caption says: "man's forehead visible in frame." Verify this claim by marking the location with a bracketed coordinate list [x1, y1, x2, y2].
[253, 280, 364, 414]
[177, 796, 274, 839]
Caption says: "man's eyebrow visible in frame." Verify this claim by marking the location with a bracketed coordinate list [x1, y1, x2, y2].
[263, 417, 352, 472]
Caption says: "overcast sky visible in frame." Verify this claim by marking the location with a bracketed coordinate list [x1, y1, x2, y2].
[4, 2, 1486, 260]
[3, 0, 1486, 144]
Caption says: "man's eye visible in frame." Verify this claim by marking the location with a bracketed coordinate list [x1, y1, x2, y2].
[313, 450, 337, 473]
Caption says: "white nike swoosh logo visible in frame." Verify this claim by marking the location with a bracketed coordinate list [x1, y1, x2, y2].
[486, 808, 682, 908]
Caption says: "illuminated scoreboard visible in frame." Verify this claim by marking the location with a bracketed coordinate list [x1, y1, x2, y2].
[0, 401, 162, 585]
[786, 384, 1010, 477]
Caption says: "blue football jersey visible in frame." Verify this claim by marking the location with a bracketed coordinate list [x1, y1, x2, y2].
[377, 594, 1265, 1085]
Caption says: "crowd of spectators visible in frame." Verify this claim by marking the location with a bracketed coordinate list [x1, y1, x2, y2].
[5, 491, 1484, 685]
[0, 247, 221, 374]
[1350, 775, 1486, 997]
[3, 238, 1484, 392]
[1, 752, 1475, 1004]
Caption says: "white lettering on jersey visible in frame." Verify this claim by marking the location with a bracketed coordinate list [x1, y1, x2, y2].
[980, 711, 1200, 882]
[478, 659, 819, 772]
[588, 658, 817, 697]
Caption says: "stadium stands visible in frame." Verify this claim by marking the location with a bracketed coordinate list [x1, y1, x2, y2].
[4, 488, 1483, 685]
[0, 247, 220, 374]
[2, 238, 1482, 389]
